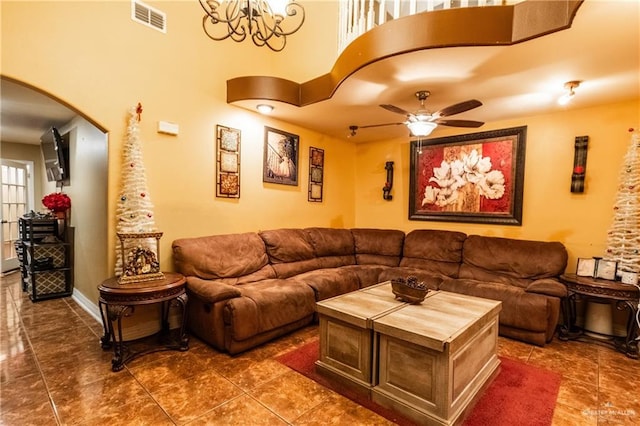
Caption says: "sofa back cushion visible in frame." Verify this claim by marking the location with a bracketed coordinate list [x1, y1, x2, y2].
[259, 228, 320, 278]
[459, 235, 568, 288]
[304, 227, 356, 269]
[351, 228, 405, 267]
[172, 233, 275, 282]
[400, 229, 467, 277]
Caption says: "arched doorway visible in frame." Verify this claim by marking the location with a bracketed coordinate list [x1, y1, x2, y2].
[1, 76, 108, 313]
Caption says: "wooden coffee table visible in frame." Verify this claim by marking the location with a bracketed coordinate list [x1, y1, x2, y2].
[372, 290, 502, 425]
[315, 282, 413, 389]
[316, 282, 502, 426]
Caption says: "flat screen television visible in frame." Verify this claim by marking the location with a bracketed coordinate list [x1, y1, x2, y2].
[41, 127, 70, 185]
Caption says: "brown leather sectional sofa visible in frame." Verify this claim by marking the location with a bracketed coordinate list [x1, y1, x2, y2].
[172, 228, 568, 354]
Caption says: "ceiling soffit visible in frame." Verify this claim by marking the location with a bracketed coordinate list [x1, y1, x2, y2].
[226, 0, 583, 108]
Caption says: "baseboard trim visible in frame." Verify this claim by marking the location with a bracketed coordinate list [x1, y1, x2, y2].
[72, 288, 101, 324]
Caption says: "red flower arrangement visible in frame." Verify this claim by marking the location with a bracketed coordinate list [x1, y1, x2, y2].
[42, 192, 71, 213]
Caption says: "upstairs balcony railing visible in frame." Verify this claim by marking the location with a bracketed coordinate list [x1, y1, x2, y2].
[338, 0, 522, 52]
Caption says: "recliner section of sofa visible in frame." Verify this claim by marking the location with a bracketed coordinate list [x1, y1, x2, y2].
[172, 227, 568, 354]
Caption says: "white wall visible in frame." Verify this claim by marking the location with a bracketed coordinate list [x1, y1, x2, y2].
[58, 117, 108, 304]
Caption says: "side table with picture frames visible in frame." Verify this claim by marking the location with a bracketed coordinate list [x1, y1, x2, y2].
[98, 272, 189, 371]
[559, 273, 639, 359]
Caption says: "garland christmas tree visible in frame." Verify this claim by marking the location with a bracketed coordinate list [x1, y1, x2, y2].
[605, 130, 640, 273]
[115, 103, 158, 277]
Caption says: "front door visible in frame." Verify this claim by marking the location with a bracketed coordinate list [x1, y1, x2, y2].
[1, 160, 30, 273]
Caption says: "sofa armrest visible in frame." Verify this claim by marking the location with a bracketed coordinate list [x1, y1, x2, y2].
[526, 278, 567, 298]
[186, 276, 241, 303]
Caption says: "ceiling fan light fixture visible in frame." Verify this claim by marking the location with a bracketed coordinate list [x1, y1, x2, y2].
[407, 121, 437, 137]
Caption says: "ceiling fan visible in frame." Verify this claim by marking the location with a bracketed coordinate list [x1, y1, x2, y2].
[349, 90, 484, 138]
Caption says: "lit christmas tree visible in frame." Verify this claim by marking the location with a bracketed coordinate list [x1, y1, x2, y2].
[605, 130, 640, 273]
[115, 103, 159, 277]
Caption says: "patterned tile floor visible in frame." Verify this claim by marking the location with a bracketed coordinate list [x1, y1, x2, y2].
[1, 271, 639, 425]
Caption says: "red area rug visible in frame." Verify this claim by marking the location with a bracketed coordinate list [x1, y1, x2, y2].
[276, 339, 561, 426]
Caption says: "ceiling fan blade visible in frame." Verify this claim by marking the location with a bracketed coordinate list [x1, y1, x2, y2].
[380, 104, 411, 116]
[436, 119, 485, 128]
[436, 99, 482, 117]
[360, 122, 405, 129]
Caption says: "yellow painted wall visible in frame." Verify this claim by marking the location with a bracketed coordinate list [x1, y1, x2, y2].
[354, 99, 640, 271]
[0, 0, 348, 297]
[2, 0, 638, 304]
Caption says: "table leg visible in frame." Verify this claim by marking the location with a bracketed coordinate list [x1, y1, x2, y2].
[615, 300, 639, 359]
[559, 292, 579, 339]
[106, 304, 134, 372]
[175, 292, 189, 350]
[98, 300, 112, 349]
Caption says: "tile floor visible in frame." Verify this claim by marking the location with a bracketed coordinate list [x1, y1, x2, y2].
[1, 270, 639, 425]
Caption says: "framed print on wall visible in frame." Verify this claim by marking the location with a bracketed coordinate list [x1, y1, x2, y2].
[216, 125, 240, 198]
[308, 147, 324, 202]
[263, 126, 299, 186]
[409, 126, 527, 225]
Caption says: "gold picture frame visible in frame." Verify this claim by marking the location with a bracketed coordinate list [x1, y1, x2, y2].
[308, 147, 324, 202]
[216, 125, 241, 198]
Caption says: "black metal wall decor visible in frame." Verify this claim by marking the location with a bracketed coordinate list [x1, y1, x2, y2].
[383, 161, 394, 201]
[571, 135, 589, 193]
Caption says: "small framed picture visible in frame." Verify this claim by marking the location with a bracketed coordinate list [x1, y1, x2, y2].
[216, 125, 241, 198]
[308, 147, 324, 202]
[596, 260, 617, 280]
[576, 258, 596, 277]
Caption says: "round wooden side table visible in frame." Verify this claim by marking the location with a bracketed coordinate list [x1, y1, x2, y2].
[98, 272, 189, 371]
[558, 273, 639, 359]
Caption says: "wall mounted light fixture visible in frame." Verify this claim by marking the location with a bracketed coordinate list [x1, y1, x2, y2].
[558, 80, 581, 105]
[199, 0, 305, 52]
[383, 161, 394, 201]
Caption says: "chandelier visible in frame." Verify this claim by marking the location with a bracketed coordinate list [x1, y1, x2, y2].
[199, 0, 305, 52]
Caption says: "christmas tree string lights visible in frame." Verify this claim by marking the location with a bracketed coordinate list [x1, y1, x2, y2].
[604, 129, 640, 274]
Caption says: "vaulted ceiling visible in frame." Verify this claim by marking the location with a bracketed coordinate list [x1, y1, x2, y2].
[1, 1, 638, 146]
[228, 0, 639, 142]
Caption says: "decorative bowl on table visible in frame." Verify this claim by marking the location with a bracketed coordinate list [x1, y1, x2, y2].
[391, 276, 429, 304]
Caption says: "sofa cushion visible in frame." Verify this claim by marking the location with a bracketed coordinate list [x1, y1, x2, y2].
[172, 233, 275, 281]
[459, 235, 568, 289]
[399, 229, 467, 277]
[304, 227, 356, 268]
[223, 279, 316, 341]
[439, 279, 550, 333]
[290, 268, 360, 301]
[351, 228, 405, 267]
[526, 279, 567, 298]
[186, 276, 241, 303]
[259, 228, 320, 278]
[340, 264, 392, 288]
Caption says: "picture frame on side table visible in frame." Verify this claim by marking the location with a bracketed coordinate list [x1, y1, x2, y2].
[409, 126, 527, 225]
[576, 258, 596, 277]
[263, 126, 299, 186]
[595, 259, 618, 280]
[215, 125, 241, 198]
[308, 147, 324, 202]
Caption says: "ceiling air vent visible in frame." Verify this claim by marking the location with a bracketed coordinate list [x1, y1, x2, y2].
[131, 0, 166, 33]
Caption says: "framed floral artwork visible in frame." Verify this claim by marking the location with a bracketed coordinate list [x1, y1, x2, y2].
[216, 125, 240, 198]
[409, 126, 527, 225]
[263, 127, 299, 186]
[308, 147, 324, 202]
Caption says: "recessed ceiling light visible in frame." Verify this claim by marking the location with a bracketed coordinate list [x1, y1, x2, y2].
[256, 104, 274, 114]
